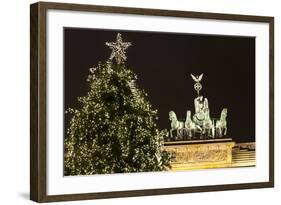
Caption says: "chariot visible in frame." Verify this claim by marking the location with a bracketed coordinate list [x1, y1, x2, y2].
[168, 74, 228, 141]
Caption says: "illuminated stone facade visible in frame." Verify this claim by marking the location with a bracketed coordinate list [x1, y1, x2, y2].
[163, 138, 235, 170]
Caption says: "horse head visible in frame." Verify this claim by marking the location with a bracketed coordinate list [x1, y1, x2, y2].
[186, 110, 191, 121]
[169, 111, 177, 121]
[221, 108, 228, 120]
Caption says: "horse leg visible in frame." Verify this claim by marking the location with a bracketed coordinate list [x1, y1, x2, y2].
[207, 128, 211, 138]
[209, 128, 213, 138]
[219, 128, 222, 137]
[179, 128, 184, 140]
[200, 128, 204, 139]
[181, 129, 185, 141]
[224, 127, 227, 136]
[188, 129, 192, 139]
[192, 128, 195, 139]
[210, 128, 213, 138]
[184, 128, 188, 140]
[170, 129, 174, 140]
[176, 129, 180, 140]
[174, 129, 178, 140]
[185, 128, 189, 140]
[180, 129, 184, 140]
[216, 128, 220, 137]
[206, 128, 209, 138]
[178, 128, 183, 140]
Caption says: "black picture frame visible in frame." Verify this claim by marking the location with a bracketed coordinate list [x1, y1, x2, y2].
[30, 1, 274, 202]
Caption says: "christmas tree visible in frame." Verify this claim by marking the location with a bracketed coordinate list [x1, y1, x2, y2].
[64, 33, 172, 175]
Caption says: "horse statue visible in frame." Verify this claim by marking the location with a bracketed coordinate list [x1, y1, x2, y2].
[169, 111, 184, 139]
[185, 110, 196, 139]
[202, 108, 214, 138]
[216, 108, 228, 137]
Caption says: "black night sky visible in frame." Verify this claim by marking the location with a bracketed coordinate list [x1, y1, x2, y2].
[64, 28, 255, 143]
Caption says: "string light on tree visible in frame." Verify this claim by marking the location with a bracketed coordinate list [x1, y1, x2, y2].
[64, 33, 171, 175]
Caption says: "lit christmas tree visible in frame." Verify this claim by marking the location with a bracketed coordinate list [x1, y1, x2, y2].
[64, 33, 172, 175]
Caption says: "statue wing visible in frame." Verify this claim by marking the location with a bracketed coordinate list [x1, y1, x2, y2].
[191, 74, 197, 82]
[198, 73, 203, 81]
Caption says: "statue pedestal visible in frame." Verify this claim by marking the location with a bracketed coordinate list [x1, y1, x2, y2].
[163, 138, 235, 171]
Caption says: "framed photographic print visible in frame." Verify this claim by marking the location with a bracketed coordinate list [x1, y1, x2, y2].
[30, 1, 274, 202]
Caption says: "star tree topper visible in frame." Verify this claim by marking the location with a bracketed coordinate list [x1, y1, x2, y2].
[105, 33, 132, 65]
